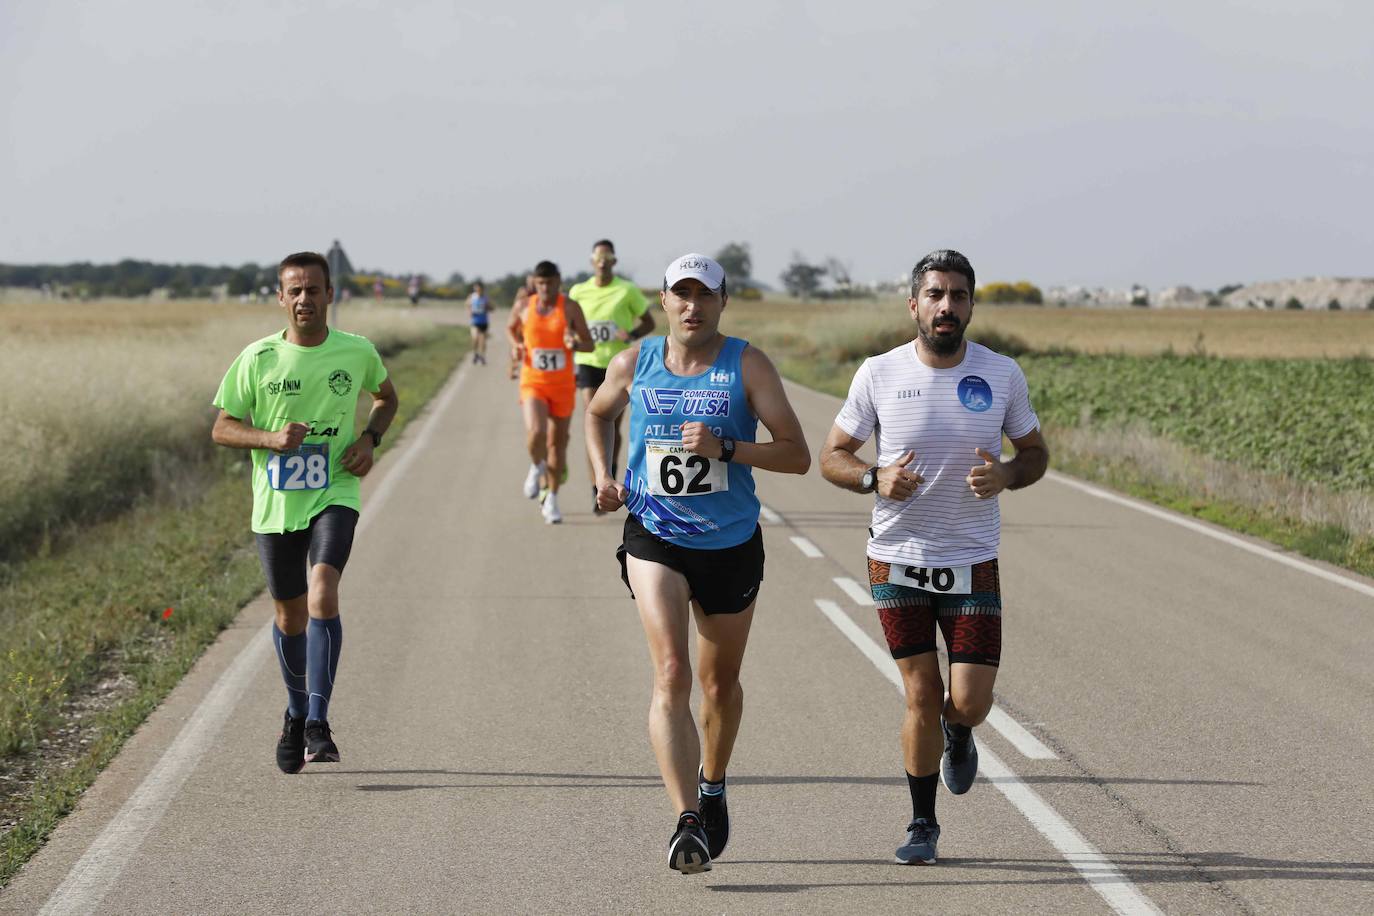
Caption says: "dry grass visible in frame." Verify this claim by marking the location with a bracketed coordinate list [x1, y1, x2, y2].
[728, 296, 1374, 358]
[1051, 423, 1374, 540]
[0, 298, 444, 558]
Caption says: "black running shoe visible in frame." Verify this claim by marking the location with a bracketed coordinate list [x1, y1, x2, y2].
[941, 716, 978, 795]
[667, 812, 711, 874]
[895, 818, 941, 865]
[303, 719, 340, 764]
[697, 768, 730, 859]
[276, 712, 306, 774]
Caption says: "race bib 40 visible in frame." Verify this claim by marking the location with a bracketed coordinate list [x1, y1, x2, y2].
[889, 563, 971, 595]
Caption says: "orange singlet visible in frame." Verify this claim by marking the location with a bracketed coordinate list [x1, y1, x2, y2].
[518, 293, 576, 418]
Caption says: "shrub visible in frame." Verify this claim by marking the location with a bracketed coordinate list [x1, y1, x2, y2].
[1284, 296, 1304, 310]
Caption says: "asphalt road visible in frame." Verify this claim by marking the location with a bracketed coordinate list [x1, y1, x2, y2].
[5, 334, 1372, 914]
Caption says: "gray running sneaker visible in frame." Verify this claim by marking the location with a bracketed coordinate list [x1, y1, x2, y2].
[697, 767, 729, 859]
[895, 818, 941, 865]
[667, 813, 712, 874]
[941, 717, 978, 795]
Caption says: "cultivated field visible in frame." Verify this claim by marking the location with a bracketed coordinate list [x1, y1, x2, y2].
[730, 297, 1374, 359]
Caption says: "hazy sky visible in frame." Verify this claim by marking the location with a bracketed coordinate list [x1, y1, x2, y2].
[3, 1, 1371, 291]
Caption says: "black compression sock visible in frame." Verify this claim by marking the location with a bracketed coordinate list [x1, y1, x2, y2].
[907, 771, 939, 823]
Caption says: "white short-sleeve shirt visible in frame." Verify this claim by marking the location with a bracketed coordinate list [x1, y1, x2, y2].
[834, 340, 1039, 566]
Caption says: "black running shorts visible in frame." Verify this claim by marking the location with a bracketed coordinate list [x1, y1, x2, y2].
[575, 364, 608, 390]
[254, 505, 360, 600]
[617, 513, 765, 615]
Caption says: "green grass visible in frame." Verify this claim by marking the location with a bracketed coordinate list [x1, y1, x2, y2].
[0, 326, 468, 884]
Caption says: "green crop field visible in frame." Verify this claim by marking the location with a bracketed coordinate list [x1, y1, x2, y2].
[1025, 354, 1374, 492]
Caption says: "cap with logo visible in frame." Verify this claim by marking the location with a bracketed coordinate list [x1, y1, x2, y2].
[663, 253, 726, 292]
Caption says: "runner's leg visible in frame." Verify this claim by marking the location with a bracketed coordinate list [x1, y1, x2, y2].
[627, 555, 699, 815]
[546, 415, 571, 493]
[522, 396, 550, 468]
[694, 601, 756, 782]
[945, 663, 996, 727]
[896, 653, 945, 777]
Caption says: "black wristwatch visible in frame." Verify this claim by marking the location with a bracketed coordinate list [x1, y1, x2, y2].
[364, 427, 383, 448]
[719, 437, 736, 463]
[861, 466, 879, 492]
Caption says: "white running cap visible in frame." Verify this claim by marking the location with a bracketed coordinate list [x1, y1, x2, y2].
[663, 253, 726, 292]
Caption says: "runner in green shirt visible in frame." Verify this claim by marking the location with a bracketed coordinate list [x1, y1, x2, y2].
[212, 251, 399, 774]
[568, 239, 654, 514]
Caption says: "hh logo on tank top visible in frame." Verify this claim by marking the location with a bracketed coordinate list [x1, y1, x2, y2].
[639, 388, 732, 417]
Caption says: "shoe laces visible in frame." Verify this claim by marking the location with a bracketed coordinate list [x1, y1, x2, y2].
[906, 819, 937, 842]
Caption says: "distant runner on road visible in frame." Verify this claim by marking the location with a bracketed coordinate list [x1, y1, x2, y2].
[568, 239, 654, 515]
[507, 260, 593, 524]
[585, 253, 810, 874]
[819, 248, 1048, 865]
[211, 251, 398, 774]
[468, 280, 492, 365]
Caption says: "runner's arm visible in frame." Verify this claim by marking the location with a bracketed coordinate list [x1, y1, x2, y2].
[211, 411, 307, 452]
[626, 311, 655, 341]
[340, 377, 399, 477]
[585, 347, 637, 509]
[683, 346, 809, 474]
[506, 301, 526, 359]
[563, 299, 595, 353]
[967, 427, 1049, 498]
[820, 425, 924, 499]
[1005, 428, 1049, 489]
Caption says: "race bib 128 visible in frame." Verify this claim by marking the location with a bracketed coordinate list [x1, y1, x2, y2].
[266, 443, 330, 491]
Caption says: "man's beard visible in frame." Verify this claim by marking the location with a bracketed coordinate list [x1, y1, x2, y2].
[918, 316, 965, 355]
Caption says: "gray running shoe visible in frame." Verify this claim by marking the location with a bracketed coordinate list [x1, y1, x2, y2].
[697, 768, 730, 859]
[941, 717, 978, 795]
[895, 818, 941, 865]
[667, 813, 712, 874]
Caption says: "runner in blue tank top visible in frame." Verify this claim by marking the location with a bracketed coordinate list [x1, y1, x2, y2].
[585, 253, 811, 874]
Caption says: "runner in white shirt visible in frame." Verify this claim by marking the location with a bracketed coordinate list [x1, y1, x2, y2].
[819, 249, 1049, 866]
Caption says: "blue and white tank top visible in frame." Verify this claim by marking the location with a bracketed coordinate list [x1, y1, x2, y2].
[469, 293, 489, 318]
[625, 336, 759, 549]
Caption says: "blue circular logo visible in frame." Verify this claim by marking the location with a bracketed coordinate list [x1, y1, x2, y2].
[957, 375, 992, 412]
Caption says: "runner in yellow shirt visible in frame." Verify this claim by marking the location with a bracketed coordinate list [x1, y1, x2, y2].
[568, 239, 655, 515]
[212, 251, 398, 774]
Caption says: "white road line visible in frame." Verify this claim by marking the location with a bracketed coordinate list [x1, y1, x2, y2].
[813, 599, 1159, 916]
[833, 576, 875, 606]
[789, 536, 824, 558]
[1048, 470, 1374, 600]
[984, 707, 1056, 760]
[811, 600, 1054, 760]
[41, 364, 472, 915]
[759, 504, 783, 524]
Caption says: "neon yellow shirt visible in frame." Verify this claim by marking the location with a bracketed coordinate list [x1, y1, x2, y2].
[567, 276, 649, 369]
[213, 329, 389, 534]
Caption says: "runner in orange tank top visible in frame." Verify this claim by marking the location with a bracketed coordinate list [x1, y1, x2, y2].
[506, 260, 593, 523]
